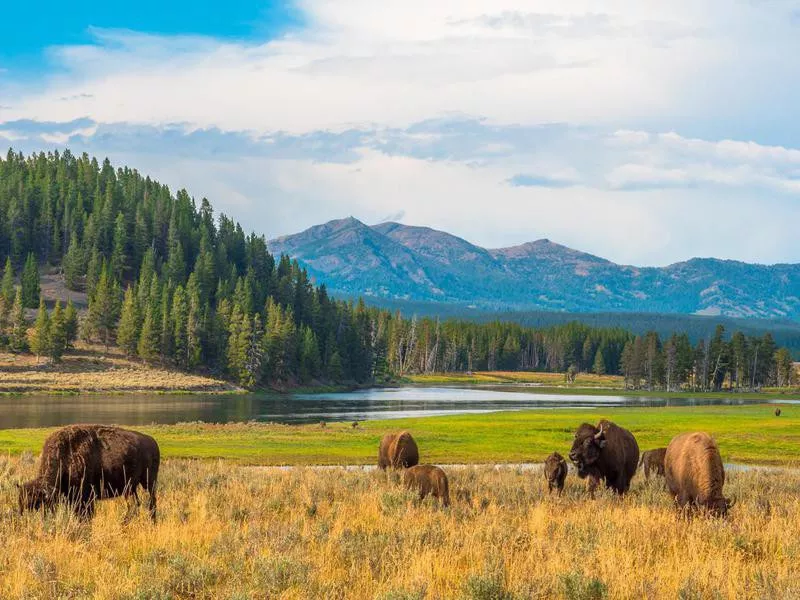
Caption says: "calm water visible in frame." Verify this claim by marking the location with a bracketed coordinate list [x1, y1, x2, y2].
[0, 386, 779, 429]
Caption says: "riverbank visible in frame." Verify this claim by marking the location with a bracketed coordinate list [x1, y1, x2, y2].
[0, 345, 240, 395]
[1, 405, 797, 465]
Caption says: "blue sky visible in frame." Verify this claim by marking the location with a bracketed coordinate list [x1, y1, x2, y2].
[2, 1, 800, 266]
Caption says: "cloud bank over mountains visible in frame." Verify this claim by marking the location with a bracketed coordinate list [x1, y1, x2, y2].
[2, 0, 800, 266]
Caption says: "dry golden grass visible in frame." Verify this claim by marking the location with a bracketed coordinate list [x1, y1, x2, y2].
[0, 344, 237, 394]
[1, 456, 798, 599]
[406, 371, 625, 388]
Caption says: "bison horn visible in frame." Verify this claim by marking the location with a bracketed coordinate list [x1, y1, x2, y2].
[594, 430, 604, 440]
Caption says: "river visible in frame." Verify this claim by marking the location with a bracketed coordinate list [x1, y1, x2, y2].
[0, 386, 781, 429]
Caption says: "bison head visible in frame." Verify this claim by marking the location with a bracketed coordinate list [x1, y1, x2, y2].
[17, 480, 51, 514]
[568, 423, 607, 478]
[708, 496, 735, 517]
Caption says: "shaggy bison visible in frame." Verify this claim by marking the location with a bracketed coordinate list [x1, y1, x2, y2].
[544, 452, 567, 495]
[664, 432, 734, 517]
[568, 419, 639, 497]
[639, 448, 667, 480]
[18, 424, 160, 520]
[378, 431, 419, 470]
[402, 464, 450, 507]
[775, 407, 782, 417]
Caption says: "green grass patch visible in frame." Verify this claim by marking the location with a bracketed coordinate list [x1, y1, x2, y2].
[1, 404, 798, 466]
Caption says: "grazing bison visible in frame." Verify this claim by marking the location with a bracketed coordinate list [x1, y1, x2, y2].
[378, 431, 419, 470]
[775, 408, 782, 417]
[568, 419, 639, 498]
[403, 465, 450, 507]
[18, 424, 160, 520]
[664, 432, 734, 517]
[544, 452, 568, 495]
[639, 448, 667, 480]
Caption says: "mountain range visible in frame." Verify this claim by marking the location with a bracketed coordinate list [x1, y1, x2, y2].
[268, 217, 800, 321]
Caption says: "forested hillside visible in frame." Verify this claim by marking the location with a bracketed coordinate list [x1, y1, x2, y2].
[0, 149, 794, 391]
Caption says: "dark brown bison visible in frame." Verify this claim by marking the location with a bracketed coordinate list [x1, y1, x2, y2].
[544, 452, 567, 495]
[568, 419, 639, 497]
[378, 431, 419, 470]
[639, 448, 667, 480]
[775, 407, 782, 417]
[664, 432, 734, 517]
[402, 465, 450, 507]
[18, 424, 160, 520]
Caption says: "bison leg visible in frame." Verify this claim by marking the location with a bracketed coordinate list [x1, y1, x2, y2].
[586, 475, 600, 499]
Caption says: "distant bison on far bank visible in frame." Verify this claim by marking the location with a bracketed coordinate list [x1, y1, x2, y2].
[18, 424, 160, 520]
[378, 431, 419, 470]
[639, 448, 667, 480]
[569, 419, 639, 498]
[664, 432, 734, 517]
[403, 465, 450, 507]
[775, 408, 782, 417]
[544, 452, 567, 495]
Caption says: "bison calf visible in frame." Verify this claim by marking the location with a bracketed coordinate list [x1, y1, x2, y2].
[664, 432, 734, 517]
[403, 465, 450, 507]
[639, 448, 667, 480]
[18, 424, 160, 521]
[544, 452, 567, 495]
[378, 431, 419, 470]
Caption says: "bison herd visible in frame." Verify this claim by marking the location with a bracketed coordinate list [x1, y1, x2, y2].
[16, 420, 737, 521]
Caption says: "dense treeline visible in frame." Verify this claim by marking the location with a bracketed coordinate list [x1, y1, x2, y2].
[0, 149, 795, 390]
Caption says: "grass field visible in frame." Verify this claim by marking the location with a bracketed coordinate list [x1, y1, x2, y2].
[404, 371, 625, 388]
[1, 405, 798, 465]
[0, 344, 238, 394]
[1, 457, 799, 599]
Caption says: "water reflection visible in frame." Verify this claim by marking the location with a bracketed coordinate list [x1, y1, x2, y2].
[0, 386, 781, 429]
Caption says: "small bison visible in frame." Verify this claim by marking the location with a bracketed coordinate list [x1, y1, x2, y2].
[402, 465, 450, 507]
[569, 419, 639, 498]
[639, 448, 667, 480]
[664, 431, 734, 517]
[378, 431, 419, 470]
[775, 408, 782, 417]
[18, 424, 160, 520]
[544, 452, 567, 495]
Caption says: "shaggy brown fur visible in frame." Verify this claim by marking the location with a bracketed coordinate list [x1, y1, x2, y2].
[639, 448, 667, 480]
[569, 419, 639, 498]
[664, 432, 733, 517]
[775, 408, 782, 417]
[544, 452, 567, 495]
[378, 431, 419, 470]
[403, 464, 450, 507]
[18, 424, 160, 520]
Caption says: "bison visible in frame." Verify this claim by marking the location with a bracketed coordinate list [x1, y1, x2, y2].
[544, 452, 567, 495]
[639, 448, 667, 480]
[664, 432, 734, 517]
[402, 464, 450, 507]
[568, 419, 639, 498]
[775, 408, 782, 417]
[378, 431, 419, 470]
[18, 424, 160, 520]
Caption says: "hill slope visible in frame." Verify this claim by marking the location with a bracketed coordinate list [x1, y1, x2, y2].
[268, 218, 800, 320]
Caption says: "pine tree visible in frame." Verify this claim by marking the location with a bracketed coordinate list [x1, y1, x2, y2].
[64, 299, 79, 348]
[117, 286, 141, 357]
[62, 232, 85, 290]
[29, 300, 51, 363]
[110, 212, 128, 281]
[299, 326, 321, 383]
[172, 285, 188, 367]
[592, 348, 606, 375]
[1, 258, 14, 304]
[20, 253, 40, 308]
[86, 265, 122, 349]
[49, 301, 67, 362]
[8, 288, 28, 353]
[137, 303, 161, 363]
[242, 313, 264, 388]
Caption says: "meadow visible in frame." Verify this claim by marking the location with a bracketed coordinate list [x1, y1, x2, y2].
[0, 405, 798, 465]
[1, 457, 799, 599]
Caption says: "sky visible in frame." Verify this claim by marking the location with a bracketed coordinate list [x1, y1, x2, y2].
[1, 1, 800, 267]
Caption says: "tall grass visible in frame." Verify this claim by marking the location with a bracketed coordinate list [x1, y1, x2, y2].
[1, 456, 799, 599]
